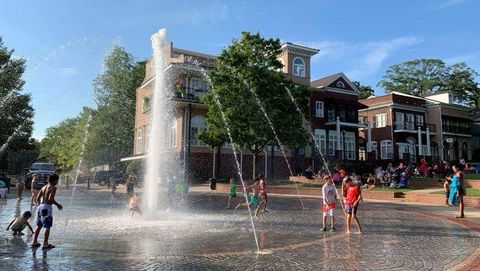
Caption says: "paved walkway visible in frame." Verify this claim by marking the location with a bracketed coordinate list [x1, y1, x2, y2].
[0, 186, 478, 270]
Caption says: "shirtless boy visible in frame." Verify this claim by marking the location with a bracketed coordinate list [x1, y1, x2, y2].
[31, 174, 63, 249]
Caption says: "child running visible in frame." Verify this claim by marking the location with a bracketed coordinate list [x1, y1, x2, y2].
[321, 176, 337, 232]
[345, 178, 363, 234]
[226, 178, 237, 209]
[6, 211, 34, 235]
[235, 178, 260, 213]
[129, 193, 142, 217]
[256, 175, 268, 215]
[31, 174, 63, 249]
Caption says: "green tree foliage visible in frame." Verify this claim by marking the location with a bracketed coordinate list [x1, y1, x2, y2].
[378, 59, 447, 96]
[200, 32, 310, 179]
[352, 81, 375, 99]
[40, 108, 93, 170]
[378, 59, 480, 107]
[0, 37, 36, 173]
[83, 46, 145, 167]
[445, 62, 480, 107]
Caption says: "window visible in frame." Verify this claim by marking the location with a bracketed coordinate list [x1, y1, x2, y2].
[371, 141, 378, 159]
[337, 105, 346, 122]
[314, 129, 326, 154]
[380, 140, 393, 159]
[375, 113, 387, 128]
[292, 57, 305, 77]
[169, 118, 177, 147]
[416, 115, 424, 127]
[142, 97, 151, 113]
[315, 101, 324, 118]
[406, 113, 414, 130]
[344, 132, 356, 160]
[327, 105, 336, 122]
[136, 129, 143, 154]
[328, 133, 338, 156]
[359, 147, 366, 161]
[145, 126, 151, 151]
[395, 112, 404, 130]
[190, 116, 207, 146]
[347, 106, 356, 122]
[189, 78, 209, 92]
[336, 81, 345, 88]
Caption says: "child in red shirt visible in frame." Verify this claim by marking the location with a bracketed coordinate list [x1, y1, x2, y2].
[345, 178, 363, 234]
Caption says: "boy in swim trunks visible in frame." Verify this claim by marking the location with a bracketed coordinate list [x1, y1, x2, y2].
[321, 176, 337, 232]
[255, 175, 268, 216]
[345, 178, 363, 234]
[31, 174, 63, 249]
[6, 211, 34, 235]
[226, 178, 237, 209]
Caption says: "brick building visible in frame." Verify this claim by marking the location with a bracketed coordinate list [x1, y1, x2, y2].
[122, 42, 366, 181]
[358, 91, 472, 164]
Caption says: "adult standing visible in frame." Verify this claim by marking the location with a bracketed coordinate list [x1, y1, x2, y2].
[17, 170, 26, 199]
[449, 164, 465, 218]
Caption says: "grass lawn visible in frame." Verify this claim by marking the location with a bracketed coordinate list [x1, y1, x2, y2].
[464, 173, 480, 181]
[431, 188, 480, 197]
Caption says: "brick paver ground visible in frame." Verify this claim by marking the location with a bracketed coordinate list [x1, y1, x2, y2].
[0, 187, 478, 271]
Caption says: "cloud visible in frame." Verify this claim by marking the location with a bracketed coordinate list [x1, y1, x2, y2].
[60, 67, 78, 76]
[444, 52, 480, 64]
[432, 0, 474, 10]
[165, 1, 229, 26]
[296, 36, 424, 80]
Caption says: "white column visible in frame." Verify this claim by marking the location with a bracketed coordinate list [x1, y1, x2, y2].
[367, 121, 372, 152]
[264, 149, 268, 178]
[336, 117, 341, 151]
[418, 126, 423, 156]
[426, 127, 431, 156]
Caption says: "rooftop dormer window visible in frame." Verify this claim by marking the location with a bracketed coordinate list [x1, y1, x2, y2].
[336, 81, 345, 88]
[292, 57, 305, 77]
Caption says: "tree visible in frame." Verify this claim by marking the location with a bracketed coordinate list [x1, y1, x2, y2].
[0, 37, 35, 173]
[378, 59, 447, 96]
[40, 107, 93, 170]
[200, 32, 310, 179]
[445, 62, 480, 107]
[352, 81, 375, 99]
[378, 59, 480, 108]
[83, 46, 146, 167]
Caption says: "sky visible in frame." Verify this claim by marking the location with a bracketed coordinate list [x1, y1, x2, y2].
[1, 0, 480, 139]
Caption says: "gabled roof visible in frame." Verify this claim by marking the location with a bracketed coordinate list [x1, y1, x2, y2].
[311, 72, 360, 93]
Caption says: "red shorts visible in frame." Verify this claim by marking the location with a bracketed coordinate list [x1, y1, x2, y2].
[323, 203, 336, 217]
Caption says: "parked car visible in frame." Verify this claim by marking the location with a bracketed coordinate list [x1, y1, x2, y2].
[93, 170, 125, 186]
[26, 162, 56, 190]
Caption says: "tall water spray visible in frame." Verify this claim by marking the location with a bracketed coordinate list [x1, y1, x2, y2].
[144, 29, 174, 216]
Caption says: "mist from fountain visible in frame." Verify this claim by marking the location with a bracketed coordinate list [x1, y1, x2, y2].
[0, 124, 23, 156]
[144, 28, 176, 217]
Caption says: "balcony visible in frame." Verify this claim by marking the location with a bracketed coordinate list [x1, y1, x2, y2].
[442, 124, 470, 135]
[394, 121, 436, 133]
[172, 86, 207, 103]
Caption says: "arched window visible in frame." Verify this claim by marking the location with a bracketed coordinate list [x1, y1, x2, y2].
[190, 116, 207, 146]
[292, 57, 305, 77]
[170, 118, 177, 147]
[336, 81, 345, 88]
[136, 129, 143, 154]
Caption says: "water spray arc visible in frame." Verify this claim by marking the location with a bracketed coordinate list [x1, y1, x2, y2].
[199, 68, 261, 253]
[58, 112, 93, 257]
[233, 75, 306, 210]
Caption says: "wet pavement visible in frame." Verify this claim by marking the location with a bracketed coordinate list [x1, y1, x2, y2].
[0, 187, 478, 271]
